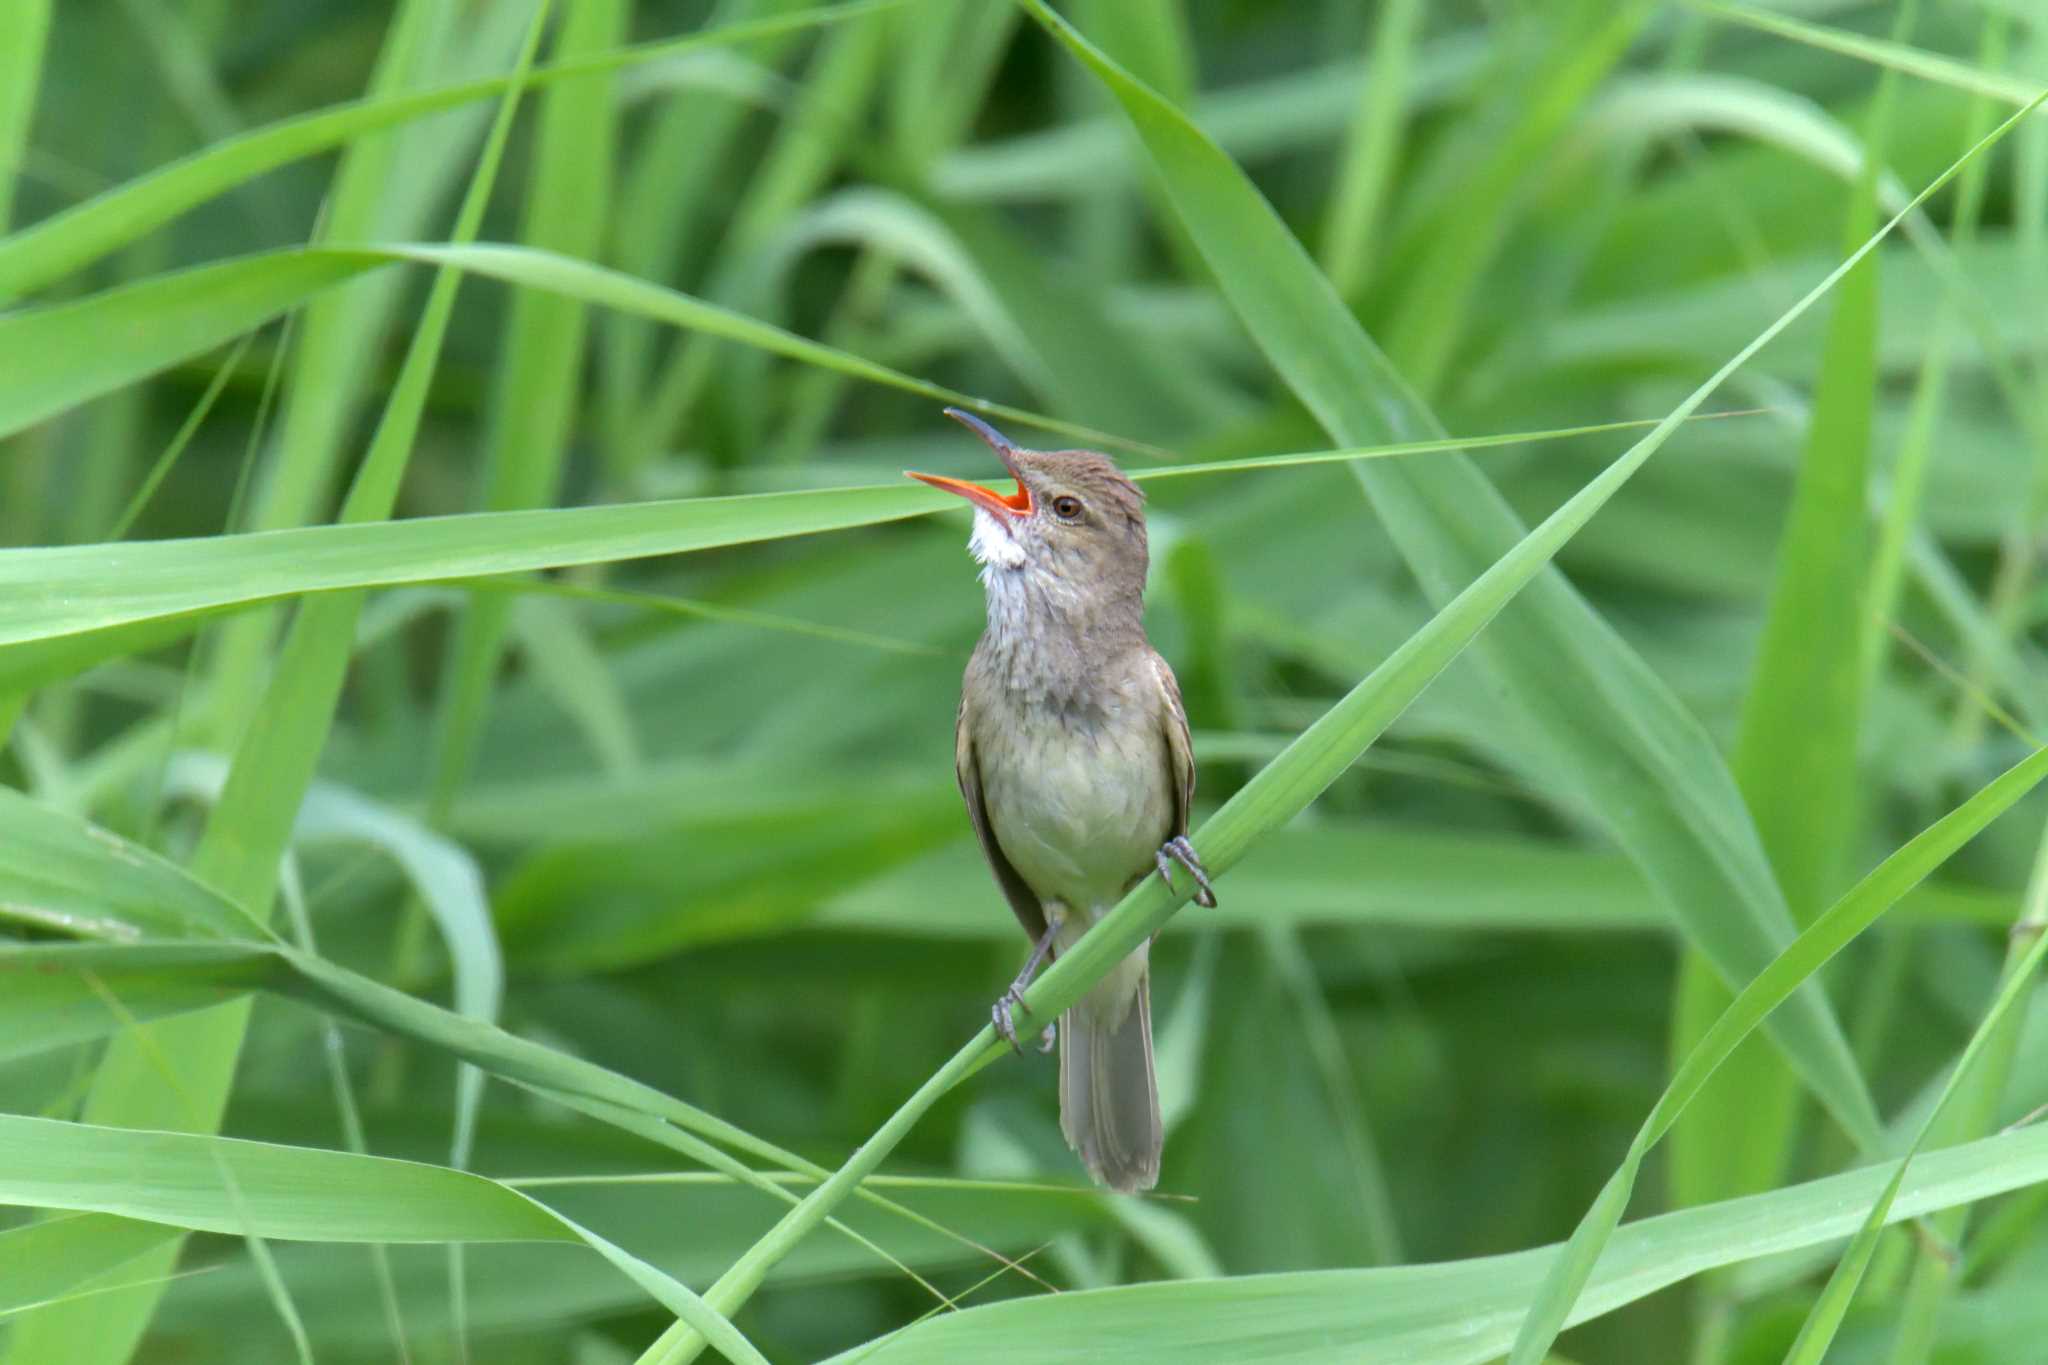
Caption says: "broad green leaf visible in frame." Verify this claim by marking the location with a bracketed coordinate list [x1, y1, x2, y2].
[0, 1114, 566, 1243]
[0, 359, 1735, 652]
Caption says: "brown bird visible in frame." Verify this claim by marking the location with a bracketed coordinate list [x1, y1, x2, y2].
[908, 408, 1215, 1193]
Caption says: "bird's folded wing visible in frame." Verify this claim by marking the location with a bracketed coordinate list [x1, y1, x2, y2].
[955, 688, 1050, 943]
[1149, 647, 1197, 838]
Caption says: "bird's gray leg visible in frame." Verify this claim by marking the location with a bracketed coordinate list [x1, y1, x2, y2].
[993, 914, 1063, 1055]
[1156, 835, 1218, 908]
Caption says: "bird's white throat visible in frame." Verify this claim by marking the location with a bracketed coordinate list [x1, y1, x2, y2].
[968, 507, 1028, 573]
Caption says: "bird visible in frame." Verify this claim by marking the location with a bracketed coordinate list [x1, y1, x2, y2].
[907, 407, 1215, 1193]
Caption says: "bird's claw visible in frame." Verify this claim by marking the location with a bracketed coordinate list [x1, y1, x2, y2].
[1156, 835, 1217, 908]
[992, 990, 1023, 1053]
[994, 986, 1054, 1056]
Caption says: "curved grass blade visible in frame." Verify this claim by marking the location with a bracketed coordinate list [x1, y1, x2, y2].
[1694, 0, 2045, 108]
[812, 1120, 2048, 1364]
[0, 375, 1755, 655]
[163, 753, 504, 1170]
[1505, 744, 2048, 1364]
[0, 792, 1076, 1307]
[0, 785, 266, 942]
[0, 1114, 768, 1365]
[1779, 862, 2048, 1361]
[0, 241, 1151, 456]
[0, 0, 907, 303]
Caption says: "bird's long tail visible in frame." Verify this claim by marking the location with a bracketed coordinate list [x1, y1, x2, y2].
[1058, 950, 1161, 1193]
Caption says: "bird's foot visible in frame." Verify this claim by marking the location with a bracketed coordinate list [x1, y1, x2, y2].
[1155, 835, 1217, 908]
[991, 987, 1057, 1055]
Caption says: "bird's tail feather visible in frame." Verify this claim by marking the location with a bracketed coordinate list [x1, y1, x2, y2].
[1058, 965, 1161, 1193]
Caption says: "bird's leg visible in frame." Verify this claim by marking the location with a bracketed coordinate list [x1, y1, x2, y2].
[993, 914, 1063, 1055]
[1155, 835, 1218, 908]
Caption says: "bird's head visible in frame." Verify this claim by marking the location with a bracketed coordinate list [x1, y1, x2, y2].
[907, 409, 1148, 600]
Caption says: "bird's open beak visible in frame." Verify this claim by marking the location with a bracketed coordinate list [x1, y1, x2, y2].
[905, 408, 1033, 517]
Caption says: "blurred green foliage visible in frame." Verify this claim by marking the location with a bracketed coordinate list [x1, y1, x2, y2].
[3, 2, 2048, 1363]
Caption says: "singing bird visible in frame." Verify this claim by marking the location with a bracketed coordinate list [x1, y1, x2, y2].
[909, 408, 1215, 1193]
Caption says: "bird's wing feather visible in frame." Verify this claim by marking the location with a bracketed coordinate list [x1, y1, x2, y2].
[955, 686, 1049, 943]
[1149, 648, 1196, 838]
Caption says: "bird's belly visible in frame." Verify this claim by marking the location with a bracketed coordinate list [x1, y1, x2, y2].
[980, 715, 1172, 912]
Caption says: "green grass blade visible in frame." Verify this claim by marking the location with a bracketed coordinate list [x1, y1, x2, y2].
[597, 0, 817, 467]
[425, 0, 627, 816]
[0, 1113, 563, 1242]
[0, 241, 1154, 454]
[0, 1217, 183, 1320]
[1, 401, 1734, 655]
[0, 0, 50, 233]
[1665, 0, 1908, 1251]
[1875, 23, 2044, 1358]
[1016, 0, 1882, 1149]
[0, 932, 1060, 1307]
[0, 789, 1055, 1299]
[1504, 743, 2048, 1365]
[1781, 871, 2048, 1363]
[1694, 1, 2045, 108]
[0, 784, 266, 942]
[165, 753, 505, 1154]
[0, 1114, 768, 1365]
[0, 1, 905, 304]
[201, 0, 521, 736]
[816, 1121, 2048, 1363]
[1317, 0, 1421, 301]
[1379, 1, 1648, 397]
[625, 5, 895, 469]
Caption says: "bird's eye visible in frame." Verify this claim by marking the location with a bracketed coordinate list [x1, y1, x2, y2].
[1051, 495, 1084, 520]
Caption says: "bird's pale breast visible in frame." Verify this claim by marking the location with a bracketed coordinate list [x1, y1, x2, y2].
[975, 692, 1173, 914]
